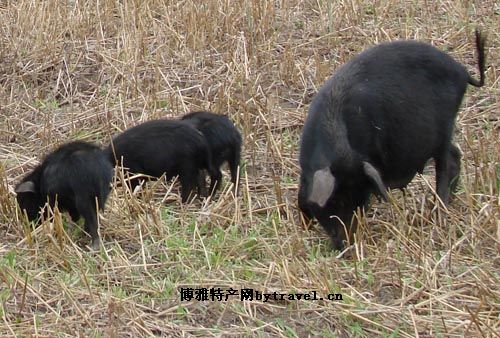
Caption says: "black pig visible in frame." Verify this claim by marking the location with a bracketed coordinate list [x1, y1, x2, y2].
[106, 119, 218, 202]
[181, 111, 242, 194]
[298, 30, 486, 250]
[15, 141, 113, 250]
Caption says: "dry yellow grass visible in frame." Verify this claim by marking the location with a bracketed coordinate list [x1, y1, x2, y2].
[0, 0, 498, 337]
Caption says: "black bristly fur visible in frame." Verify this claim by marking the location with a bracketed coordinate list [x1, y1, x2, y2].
[15, 141, 113, 250]
[298, 29, 487, 250]
[181, 111, 242, 194]
[106, 119, 218, 202]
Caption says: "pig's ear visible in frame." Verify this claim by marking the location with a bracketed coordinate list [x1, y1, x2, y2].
[363, 162, 388, 200]
[308, 167, 335, 207]
[15, 181, 36, 194]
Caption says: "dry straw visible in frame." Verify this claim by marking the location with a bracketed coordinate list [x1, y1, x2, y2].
[0, 0, 498, 337]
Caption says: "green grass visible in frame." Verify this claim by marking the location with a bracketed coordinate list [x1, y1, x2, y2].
[0, 0, 498, 337]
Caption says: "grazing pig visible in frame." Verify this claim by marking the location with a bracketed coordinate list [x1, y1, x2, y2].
[298, 30, 486, 250]
[15, 141, 113, 250]
[106, 119, 218, 202]
[181, 111, 242, 194]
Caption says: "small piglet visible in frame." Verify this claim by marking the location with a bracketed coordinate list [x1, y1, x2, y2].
[15, 141, 113, 250]
[181, 111, 242, 194]
[106, 119, 218, 202]
[299, 29, 486, 250]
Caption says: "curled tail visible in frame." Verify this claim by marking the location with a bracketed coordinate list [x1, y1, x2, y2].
[468, 28, 487, 87]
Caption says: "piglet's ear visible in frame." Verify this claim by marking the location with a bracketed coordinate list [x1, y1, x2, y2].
[308, 167, 335, 208]
[15, 181, 36, 193]
[363, 162, 388, 201]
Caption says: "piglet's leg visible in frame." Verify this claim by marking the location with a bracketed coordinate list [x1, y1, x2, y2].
[208, 169, 222, 195]
[179, 164, 199, 203]
[76, 196, 100, 250]
[196, 171, 208, 197]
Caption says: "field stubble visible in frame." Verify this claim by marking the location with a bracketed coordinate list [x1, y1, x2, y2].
[0, 0, 498, 337]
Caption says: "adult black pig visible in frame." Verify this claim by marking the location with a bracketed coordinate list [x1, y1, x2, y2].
[15, 141, 113, 250]
[298, 30, 486, 250]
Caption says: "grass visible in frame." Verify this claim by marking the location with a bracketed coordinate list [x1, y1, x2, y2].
[0, 0, 499, 337]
